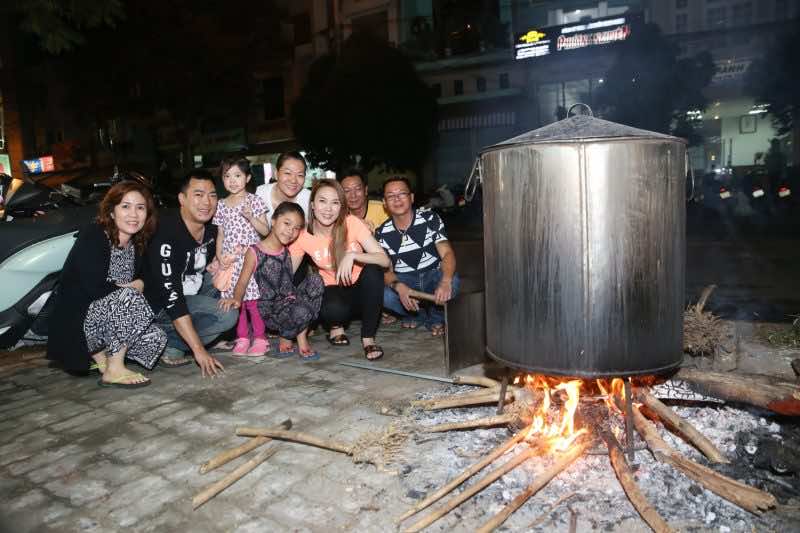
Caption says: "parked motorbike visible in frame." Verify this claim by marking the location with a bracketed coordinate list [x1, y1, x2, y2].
[0, 168, 155, 348]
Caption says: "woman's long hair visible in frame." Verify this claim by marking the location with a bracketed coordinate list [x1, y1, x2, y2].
[96, 180, 158, 255]
[308, 179, 348, 271]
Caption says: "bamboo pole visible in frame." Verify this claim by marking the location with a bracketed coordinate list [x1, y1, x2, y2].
[452, 375, 502, 389]
[423, 413, 518, 433]
[476, 439, 589, 533]
[638, 389, 729, 464]
[235, 428, 352, 455]
[601, 430, 674, 533]
[199, 419, 292, 474]
[412, 388, 512, 409]
[192, 446, 279, 509]
[396, 431, 527, 524]
[632, 405, 775, 514]
[403, 442, 543, 533]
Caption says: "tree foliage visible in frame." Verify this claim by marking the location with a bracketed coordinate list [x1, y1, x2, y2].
[13, 0, 125, 54]
[747, 19, 800, 136]
[594, 23, 713, 143]
[291, 31, 438, 172]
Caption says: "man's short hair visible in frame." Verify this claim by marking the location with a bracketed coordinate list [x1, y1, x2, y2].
[179, 170, 215, 193]
[382, 176, 412, 195]
[340, 168, 367, 186]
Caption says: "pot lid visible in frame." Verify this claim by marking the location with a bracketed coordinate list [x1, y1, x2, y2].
[483, 104, 685, 152]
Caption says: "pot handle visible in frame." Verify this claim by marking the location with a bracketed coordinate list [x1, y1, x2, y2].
[567, 103, 594, 117]
[464, 157, 482, 203]
[686, 151, 695, 203]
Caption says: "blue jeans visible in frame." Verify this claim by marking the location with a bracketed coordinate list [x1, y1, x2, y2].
[155, 272, 238, 355]
[383, 270, 460, 329]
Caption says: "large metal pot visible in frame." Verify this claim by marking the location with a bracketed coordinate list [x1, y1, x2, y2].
[479, 111, 685, 378]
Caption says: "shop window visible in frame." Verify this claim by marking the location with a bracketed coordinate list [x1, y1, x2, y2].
[262, 78, 285, 120]
[476, 77, 487, 93]
[499, 73, 509, 89]
[454, 79, 464, 96]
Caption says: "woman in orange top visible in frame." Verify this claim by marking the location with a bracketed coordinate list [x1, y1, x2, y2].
[290, 179, 390, 360]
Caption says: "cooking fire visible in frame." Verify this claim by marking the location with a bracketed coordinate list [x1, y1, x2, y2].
[396, 373, 780, 532]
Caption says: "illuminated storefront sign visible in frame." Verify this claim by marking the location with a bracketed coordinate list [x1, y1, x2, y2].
[514, 14, 639, 61]
[22, 156, 55, 174]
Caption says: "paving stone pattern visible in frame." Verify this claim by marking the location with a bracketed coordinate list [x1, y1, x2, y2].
[0, 324, 448, 533]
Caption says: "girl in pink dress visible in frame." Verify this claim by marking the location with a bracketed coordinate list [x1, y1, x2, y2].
[212, 157, 269, 357]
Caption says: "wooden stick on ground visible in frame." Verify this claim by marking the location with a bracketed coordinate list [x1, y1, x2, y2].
[674, 367, 800, 416]
[199, 419, 292, 474]
[192, 446, 279, 509]
[638, 389, 729, 464]
[396, 431, 527, 524]
[452, 375, 502, 389]
[417, 392, 505, 411]
[476, 439, 590, 533]
[412, 389, 513, 409]
[601, 430, 674, 533]
[235, 428, 352, 455]
[423, 414, 518, 433]
[403, 442, 543, 533]
[632, 405, 776, 514]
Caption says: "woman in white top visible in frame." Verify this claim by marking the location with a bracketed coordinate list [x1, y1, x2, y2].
[255, 151, 311, 227]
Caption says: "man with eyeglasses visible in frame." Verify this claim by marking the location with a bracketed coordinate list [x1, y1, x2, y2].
[340, 168, 388, 232]
[376, 176, 460, 336]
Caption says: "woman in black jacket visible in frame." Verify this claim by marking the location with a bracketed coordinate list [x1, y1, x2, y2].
[47, 181, 166, 388]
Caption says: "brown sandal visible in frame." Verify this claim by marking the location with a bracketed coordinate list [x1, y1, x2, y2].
[364, 344, 384, 361]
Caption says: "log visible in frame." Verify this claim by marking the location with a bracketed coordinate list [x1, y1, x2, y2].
[632, 405, 776, 514]
[418, 392, 505, 411]
[423, 414, 518, 433]
[452, 375, 501, 389]
[199, 419, 292, 474]
[412, 388, 512, 409]
[235, 428, 352, 455]
[601, 430, 674, 533]
[638, 389, 729, 464]
[674, 368, 800, 416]
[403, 442, 543, 533]
[476, 439, 589, 533]
[192, 446, 279, 509]
[396, 430, 527, 524]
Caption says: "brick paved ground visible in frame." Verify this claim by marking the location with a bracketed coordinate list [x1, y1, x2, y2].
[0, 323, 449, 532]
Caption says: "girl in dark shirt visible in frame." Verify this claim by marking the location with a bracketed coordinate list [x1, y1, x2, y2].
[47, 181, 166, 388]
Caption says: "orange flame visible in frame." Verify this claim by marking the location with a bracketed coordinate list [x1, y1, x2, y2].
[523, 376, 587, 451]
[597, 378, 626, 413]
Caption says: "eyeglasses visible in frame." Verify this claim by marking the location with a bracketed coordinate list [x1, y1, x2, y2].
[384, 192, 411, 202]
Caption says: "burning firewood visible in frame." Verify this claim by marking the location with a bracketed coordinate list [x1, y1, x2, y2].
[601, 429, 674, 533]
[422, 413, 519, 433]
[402, 441, 546, 533]
[632, 404, 776, 514]
[674, 368, 800, 416]
[395, 430, 527, 523]
[637, 389, 729, 463]
[476, 439, 590, 533]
